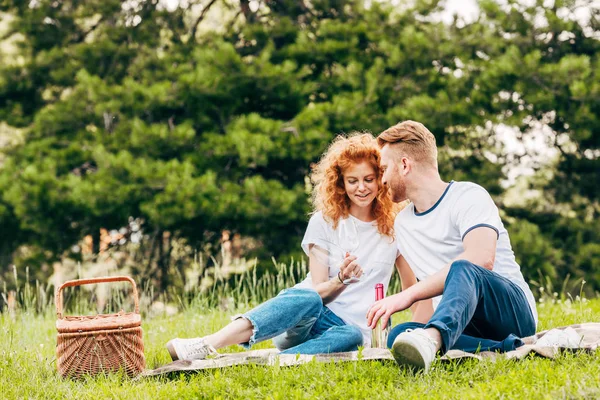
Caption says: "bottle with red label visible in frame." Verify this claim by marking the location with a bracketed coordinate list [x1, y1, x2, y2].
[371, 283, 391, 348]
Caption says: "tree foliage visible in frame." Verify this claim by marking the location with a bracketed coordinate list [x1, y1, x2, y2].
[0, 0, 598, 293]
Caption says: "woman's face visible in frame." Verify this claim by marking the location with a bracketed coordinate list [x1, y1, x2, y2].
[342, 161, 379, 210]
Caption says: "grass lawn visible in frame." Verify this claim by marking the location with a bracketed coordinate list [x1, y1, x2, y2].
[1, 298, 599, 399]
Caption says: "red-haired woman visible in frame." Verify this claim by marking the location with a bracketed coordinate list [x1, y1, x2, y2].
[167, 133, 407, 360]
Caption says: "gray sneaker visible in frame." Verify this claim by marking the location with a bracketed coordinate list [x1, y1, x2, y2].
[391, 328, 438, 372]
[166, 337, 218, 361]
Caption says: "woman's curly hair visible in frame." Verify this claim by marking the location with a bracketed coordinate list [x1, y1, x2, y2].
[310, 133, 396, 238]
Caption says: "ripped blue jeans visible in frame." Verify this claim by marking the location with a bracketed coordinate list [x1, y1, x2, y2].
[239, 288, 363, 354]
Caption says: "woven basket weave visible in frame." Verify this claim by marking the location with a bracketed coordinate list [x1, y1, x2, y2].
[55, 276, 146, 378]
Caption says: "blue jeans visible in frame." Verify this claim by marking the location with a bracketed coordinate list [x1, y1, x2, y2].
[240, 288, 363, 354]
[388, 260, 536, 354]
[387, 321, 525, 353]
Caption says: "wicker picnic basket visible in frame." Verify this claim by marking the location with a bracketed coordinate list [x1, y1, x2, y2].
[55, 276, 146, 378]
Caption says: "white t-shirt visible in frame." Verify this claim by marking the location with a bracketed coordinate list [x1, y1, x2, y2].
[395, 181, 538, 325]
[295, 211, 398, 346]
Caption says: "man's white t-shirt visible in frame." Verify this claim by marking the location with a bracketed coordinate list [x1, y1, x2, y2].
[395, 181, 538, 325]
[295, 211, 398, 346]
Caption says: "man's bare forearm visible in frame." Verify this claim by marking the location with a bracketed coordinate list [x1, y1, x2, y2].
[403, 249, 494, 305]
[403, 265, 450, 304]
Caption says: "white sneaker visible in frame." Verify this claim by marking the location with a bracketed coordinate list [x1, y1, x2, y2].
[391, 328, 439, 372]
[166, 337, 218, 361]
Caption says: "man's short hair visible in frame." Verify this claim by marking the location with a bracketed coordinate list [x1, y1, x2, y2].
[377, 120, 438, 167]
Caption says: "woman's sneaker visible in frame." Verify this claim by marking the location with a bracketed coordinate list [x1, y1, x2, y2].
[391, 328, 438, 372]
[166, 337, 218, 361]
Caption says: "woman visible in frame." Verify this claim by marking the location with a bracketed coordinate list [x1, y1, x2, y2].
[166, 133, 400, 361]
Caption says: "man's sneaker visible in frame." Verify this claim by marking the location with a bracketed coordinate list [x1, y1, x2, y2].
[391, 328, 438, 372]
[166, 337, 218, 361]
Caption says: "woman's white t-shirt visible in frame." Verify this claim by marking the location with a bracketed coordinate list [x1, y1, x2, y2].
[295, 211, 398, 347]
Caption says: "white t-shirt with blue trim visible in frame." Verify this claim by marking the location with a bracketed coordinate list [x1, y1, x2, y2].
[295, 211, 398, 346]
[394, 181, 538, 325]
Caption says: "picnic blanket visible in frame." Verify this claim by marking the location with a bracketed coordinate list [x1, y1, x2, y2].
[140, 323, 600, 377]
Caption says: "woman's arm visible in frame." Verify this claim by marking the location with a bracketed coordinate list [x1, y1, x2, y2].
[395, 255, 433, 323]
[308, 245, 362, 304]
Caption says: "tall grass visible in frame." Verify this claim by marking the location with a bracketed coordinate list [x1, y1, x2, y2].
[1, 266, 55, 315]
[2, 257, 327, 316]
[2, 259, 600, 399]
[0, 256, 589, 319]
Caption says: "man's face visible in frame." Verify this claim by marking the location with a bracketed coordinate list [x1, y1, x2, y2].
[380, 145, 408, 203]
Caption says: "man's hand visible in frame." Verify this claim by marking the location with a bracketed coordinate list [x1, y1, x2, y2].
[366, 292, 414, 329]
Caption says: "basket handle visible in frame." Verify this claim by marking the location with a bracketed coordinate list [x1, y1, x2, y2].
[55, 276, 140, 319]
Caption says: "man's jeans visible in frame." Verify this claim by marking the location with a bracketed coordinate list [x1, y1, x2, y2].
[388, 260, 536, 354]
[240, 288, 363, 354]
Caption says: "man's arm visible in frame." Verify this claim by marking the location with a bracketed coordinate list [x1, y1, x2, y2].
[395, 255, 433, 323]
[367, 226, 497, 329]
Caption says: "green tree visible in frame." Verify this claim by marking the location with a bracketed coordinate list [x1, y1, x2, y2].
[0, 0, 598, 294]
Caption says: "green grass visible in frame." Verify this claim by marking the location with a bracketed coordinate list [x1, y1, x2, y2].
[1, 297, 600, 399]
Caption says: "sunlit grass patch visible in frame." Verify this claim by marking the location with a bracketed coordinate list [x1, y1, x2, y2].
[1, 299, 600, 399]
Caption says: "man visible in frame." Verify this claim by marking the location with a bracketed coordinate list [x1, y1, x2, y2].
[366, 120, 537, 372]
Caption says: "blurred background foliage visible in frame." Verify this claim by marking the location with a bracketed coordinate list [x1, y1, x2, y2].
[0, 0, 598, 304]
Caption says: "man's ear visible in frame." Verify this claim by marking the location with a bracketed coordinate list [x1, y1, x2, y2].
[400, 157, 411, 176]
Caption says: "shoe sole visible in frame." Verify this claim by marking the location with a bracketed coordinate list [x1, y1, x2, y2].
[166, 340, 179, 361]
[391, 338, 427, 371]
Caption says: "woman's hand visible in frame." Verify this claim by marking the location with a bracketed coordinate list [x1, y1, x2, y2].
[338, 253, 363, 284]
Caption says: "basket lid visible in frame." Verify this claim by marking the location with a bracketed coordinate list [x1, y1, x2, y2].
[56, 311, 141, 333]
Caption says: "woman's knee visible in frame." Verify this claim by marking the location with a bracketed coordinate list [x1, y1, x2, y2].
[287, 288, 323, 314]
